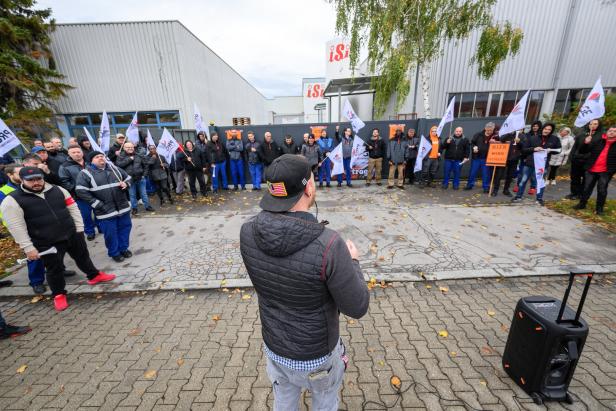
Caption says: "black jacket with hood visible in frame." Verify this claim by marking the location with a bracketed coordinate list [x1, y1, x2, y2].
[240, 211, 369, 361]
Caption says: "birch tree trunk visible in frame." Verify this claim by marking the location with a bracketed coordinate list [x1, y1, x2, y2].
[421, 63, 432, 118]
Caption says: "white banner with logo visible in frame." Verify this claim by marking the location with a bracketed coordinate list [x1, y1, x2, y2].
[574, 77, 605, 127]
[194, 103, 210, 139]
[534, 151, 548, 190]
[100, 111, 111, 152]
[146, 129, 156, 147]
[500, 90, 530, 136]
[328, 143, 344, 176]
[0, 118, 21, 157]
[436, 97, 456, 137]
[156, 128, 180, 164]
[414, 135, 431, 173]
[126, 112, 140, 144]
[342, 100, 365, 135]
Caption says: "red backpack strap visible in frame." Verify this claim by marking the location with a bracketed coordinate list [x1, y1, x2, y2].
[320, 232, 338, 282]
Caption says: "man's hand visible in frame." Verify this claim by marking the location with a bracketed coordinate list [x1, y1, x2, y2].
[37, 164, 50, 174]
[346, 240, 359, 260]
[187, 157, 192, 162]
[389, 161, 394, 165]
[585, 135, 592, 144]
[115, 150, 120, 156]
[447, 138, 452, 143]
[26, 249, 39, 261]
[251, 147, 256, 152]
[473, 146, 479, 153]
[203, 168, 207, 173]
[211, 164, 216, 168]
[119, 181, 128, 190]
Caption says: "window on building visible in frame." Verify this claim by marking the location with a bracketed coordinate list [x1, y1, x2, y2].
[138, 112, 158, 125]
[159, 112, 180, 123]
[62, 111, 181, 140]
[458, 93, 475, 118]
[113, 113, 133, 124]
[487, 93, 502, 117]
[500, 91, 518, 116]
[473, 93, 489, 117]
[553, 89, 570, 116]
[526, 91, 544, 123]
[69, 115, 90, 126]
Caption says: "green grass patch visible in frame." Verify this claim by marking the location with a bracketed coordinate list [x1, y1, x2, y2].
[546, 198, 616, 233]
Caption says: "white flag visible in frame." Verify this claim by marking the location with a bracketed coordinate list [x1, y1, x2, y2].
[100, 111, 111, 152]
[194, 103, 210, 139]
[500, 90, 530, 136]
[83, 127, 103, 153]
[342, 100, 365, 134]
[0, 118, 22, 157]
[146, 129, 155, 147]
[534, 151, 548, 190]
[574, 77, 605, 127]
[156, 128, 180, 164]
[126, 112, 139, 144]
[328, 143, 345, 176]
[350, 136, 368, 169]
[413, 135, 431, 173]
[436, 97, 455, 137]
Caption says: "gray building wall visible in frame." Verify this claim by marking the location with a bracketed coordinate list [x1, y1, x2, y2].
[49, 21, 269, 127]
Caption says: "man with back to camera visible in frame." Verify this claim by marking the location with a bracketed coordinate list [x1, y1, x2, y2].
[240, 154, 370, 411]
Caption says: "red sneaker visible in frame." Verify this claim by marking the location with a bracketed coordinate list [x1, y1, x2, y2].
[528, 188, 536, 195]
[88, 272, 116, 285]
[513, 185, 519, 193]
[54, 294, 68, 311]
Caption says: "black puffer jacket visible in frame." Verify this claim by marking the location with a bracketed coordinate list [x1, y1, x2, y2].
[208, 141, 228, 164]
[58, 158, 87, 196]
[440, 136, 470, 161]
[116, 152, 149, 180]
[470, 131, 496, 159]
[366, 138, 386, 159]
[499, 133, 523, 161]
[240, 211, 369, 361]
[183, 148, 208, 171]
[75, 164, 131, 220]
[578, 134, 616, 173]
[147, 154, 170, 181]
[259, 141, 281, 166]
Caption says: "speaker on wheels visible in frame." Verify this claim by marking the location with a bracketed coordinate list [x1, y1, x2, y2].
[502, 269, 593, 405]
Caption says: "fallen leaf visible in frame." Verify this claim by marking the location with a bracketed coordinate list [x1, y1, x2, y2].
[96, 295, 103, 300]
[187, 295, 195, 300]
[378, 360, 385, 366]
[439, 287, 448, 293]
[378, 256, 385, 261]
[177, 358, 185, 366]
[221, 279, 227, 285]
[348, 319, 355, 325]
[154, 347, 161, 353]
[500, 324, 509, 332]
[450, 351, 457, 357]
[144, 370, 157, 379]
[487, 310, 496, 317]
[30, 295, 43, 304]
[241, 294, 251, 300]
[180, 288, 186, 293]
[425, 285, 432, 289]
[16, 365, 27, 374]
[390, 376, 401, 389]
[438, 330, 449, 338]
[480, 380, 487, 386]
[212, 315, 221, 321]
[481, 346, 494, 355]
[128, 328, 141, 336]
[221, 288, 229, 292]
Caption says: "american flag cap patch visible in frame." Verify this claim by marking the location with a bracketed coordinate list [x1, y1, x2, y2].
[267, 181, 288, 197]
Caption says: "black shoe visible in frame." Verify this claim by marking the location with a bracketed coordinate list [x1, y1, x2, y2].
[112, 255, 125, 263]
[573, 202, 586, 210]
[596, 209, 605, 216]
[121, 250, 133, 258]
[202, 192, 208, 197]
[503, 190, 512, 197]
[32, 284, 46, 294]
[464, 186, 473, 191]
[0, 324, 32, 339]
[565, 194, 578, 200]
[241, 186, 246, 190]
[64, 270, 77, 277]
[511, 197, 522, 203]
[169, 197, 174, 204]
[452, 187, 459, 190]
[233, 186, 239, 191]
[376, 182, 382, 186]
[0, 280, 13, 288]
[131, 208, 138, 216]
[397, 185, 405, 190]
[337, 183, 342, 187]
[326, 184, 331, 188]
[347, 183, 353, 188]
[387, 186, 393, 189]
[86, 234, 96, 241]
[192, 193, 197, 199]
[366, 182, 371, 186]
[441, 186, 448, 190]
[483, 189, 490, 194]
[319, 183, 323, 188]
[490, 192, 498, 197]
[536, 199, 545, 206]
[145, 206, 155, 212]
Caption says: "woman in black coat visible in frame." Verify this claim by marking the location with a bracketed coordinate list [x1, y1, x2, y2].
[183, 140, 208, 198]
[147, 145, 174, 205]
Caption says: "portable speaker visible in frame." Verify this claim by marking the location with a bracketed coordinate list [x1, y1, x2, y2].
[502, 269, 593, 405]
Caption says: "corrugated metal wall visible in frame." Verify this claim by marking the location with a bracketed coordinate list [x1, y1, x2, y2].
[403, 0, 616, 116]
[49, 21, 269, 126]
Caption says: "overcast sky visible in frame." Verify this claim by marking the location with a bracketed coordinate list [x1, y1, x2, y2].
[37, 0, 338, 98]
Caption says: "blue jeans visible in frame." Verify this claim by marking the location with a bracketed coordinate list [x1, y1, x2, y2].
[517, 159, 536, 188]
[443, 159, 462, 188]
[336, 157, 352, 185]
[212, 161, 228, 191]
[97, 213, 132, 257]
[230, 158, 246, 188]
[319, 157, 332, 185]
[76, 199, 96, 236]
[248, 163, 263, 189]
[515, 166, 543, 200]
[466, 158, 490, 190]
[27, 259, 45, 287]
[265, 340, 346, 411]
[129, 179, 151, 209]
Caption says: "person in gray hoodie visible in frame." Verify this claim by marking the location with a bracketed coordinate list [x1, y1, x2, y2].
[387, 130, 409, 189]
[226, 130, 246, 190]
[335, 126, 354, 187]
[301, 134, 322, 175]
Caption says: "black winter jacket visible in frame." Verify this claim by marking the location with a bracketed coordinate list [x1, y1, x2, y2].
[208, 141, 228, 164]
[75, 164, 131, 220]
[521, 134, 562, 167]
[498, 133, 523, 161]
[183, 148, 208, 171]
[440, 136, 470, 161]
[470, 131, 497, 159]
[405, 135, 421, 160]
[107, 142, 123, 164]
[240, 211, 369, 360]
[259, 141, 281, 166]
[366, 138, 386, 159]
[169, 151, 186, 172]
[147, 154, 170, 181]
[116, 152, 149, 181]
[244, 141, 262, 164]
[281, 142, 300, 155]
[58, 158, 87, 196]
[578, 135, 616, 173]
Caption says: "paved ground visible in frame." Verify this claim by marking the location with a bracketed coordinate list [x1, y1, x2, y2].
[2, 180, 615, 296]
[0, 274, 614, 410]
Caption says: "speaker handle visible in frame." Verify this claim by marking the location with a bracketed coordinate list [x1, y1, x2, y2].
[557, 269, 594, 324]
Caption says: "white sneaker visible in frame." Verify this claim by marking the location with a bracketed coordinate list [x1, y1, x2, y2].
[551, 180, 557, 185]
